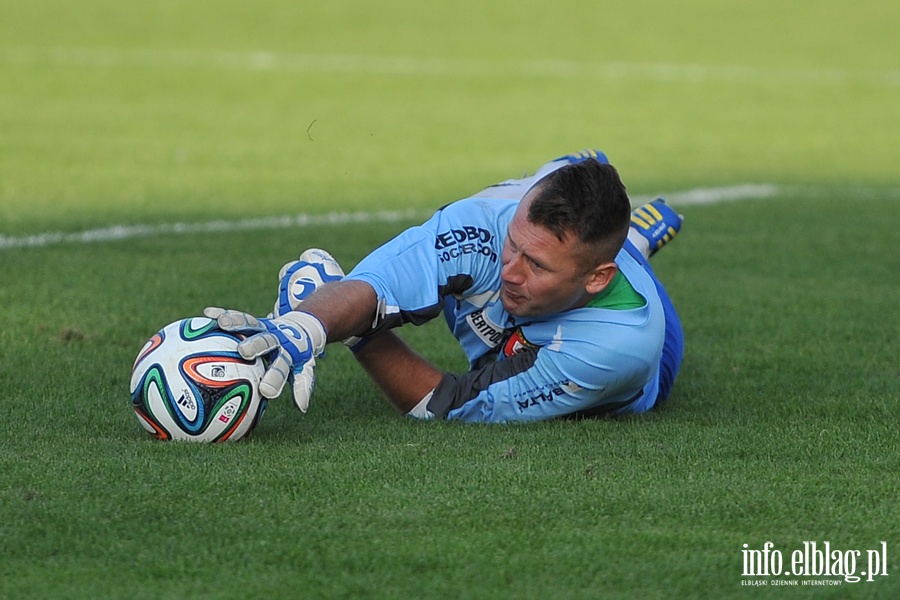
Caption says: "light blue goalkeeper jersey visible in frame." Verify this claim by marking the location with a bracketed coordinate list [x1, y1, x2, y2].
[345, 189, 682, 422]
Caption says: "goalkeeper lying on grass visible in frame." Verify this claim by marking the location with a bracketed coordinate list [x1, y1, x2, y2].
[207, 149, 684, 422]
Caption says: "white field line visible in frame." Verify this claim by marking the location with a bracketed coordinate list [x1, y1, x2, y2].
[0, 184, 779, 251]
[0, 209, 428, 251]
[3, 46, 898, 88]
[648, 183, 780, 206]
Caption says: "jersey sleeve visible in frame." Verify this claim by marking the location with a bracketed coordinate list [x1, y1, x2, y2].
[424, 341, 649, 423]
[344, 197, 513, 333]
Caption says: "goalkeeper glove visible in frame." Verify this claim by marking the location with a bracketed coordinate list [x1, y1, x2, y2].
[269, 248, 364, 349]
[272, 248, 345, 318]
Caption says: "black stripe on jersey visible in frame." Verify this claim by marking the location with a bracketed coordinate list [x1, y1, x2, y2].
[428, 352, 644, 420]
[368, 273, 474, 334]
[563, 390, 642, 419]
[426, 349, 539, 418]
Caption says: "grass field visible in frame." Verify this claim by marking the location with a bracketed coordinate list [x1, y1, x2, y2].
[1, 1, 898, 598]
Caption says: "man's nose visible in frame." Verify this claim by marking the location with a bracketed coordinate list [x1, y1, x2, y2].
[501, 254, 524, 283]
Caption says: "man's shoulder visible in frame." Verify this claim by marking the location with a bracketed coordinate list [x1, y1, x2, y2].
[517, 289, 660, 353]
[517, 307, 661, 383]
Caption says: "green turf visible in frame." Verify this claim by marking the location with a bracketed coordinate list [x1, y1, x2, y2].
[2, 191, 898, 599]
[1, 0, 898, 598]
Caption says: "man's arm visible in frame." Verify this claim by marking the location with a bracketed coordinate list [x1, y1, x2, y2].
[293, 279, 445, 413]
[353, 333, 444, 413]
[293, 279, 378, 343]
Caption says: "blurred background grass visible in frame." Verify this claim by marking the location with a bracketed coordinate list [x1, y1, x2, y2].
[1, 0, 898, 234]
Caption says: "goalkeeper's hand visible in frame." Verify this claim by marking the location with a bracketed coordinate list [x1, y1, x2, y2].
[272, 248, 345, 318]
[203, 307, 327, 412]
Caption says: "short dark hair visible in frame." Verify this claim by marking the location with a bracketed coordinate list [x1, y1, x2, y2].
[527, 160, 631, 264]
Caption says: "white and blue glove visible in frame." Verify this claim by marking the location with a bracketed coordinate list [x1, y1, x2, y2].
[203, 307, 327, 412]
[271, 248, 345, 318]
[270, 247, 364, 349]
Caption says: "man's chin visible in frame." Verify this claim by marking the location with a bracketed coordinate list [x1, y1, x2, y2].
[501, 290, 529, 316]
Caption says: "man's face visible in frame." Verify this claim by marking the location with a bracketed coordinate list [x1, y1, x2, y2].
[500, 192, 607, 318]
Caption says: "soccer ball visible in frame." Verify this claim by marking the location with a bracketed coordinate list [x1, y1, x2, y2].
[130, 317, 267, 442]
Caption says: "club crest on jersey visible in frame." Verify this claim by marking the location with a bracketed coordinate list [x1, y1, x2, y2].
[503, 328, 538, 357]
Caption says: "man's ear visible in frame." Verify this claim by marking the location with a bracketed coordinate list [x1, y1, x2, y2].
[584, 262, 618, 295]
